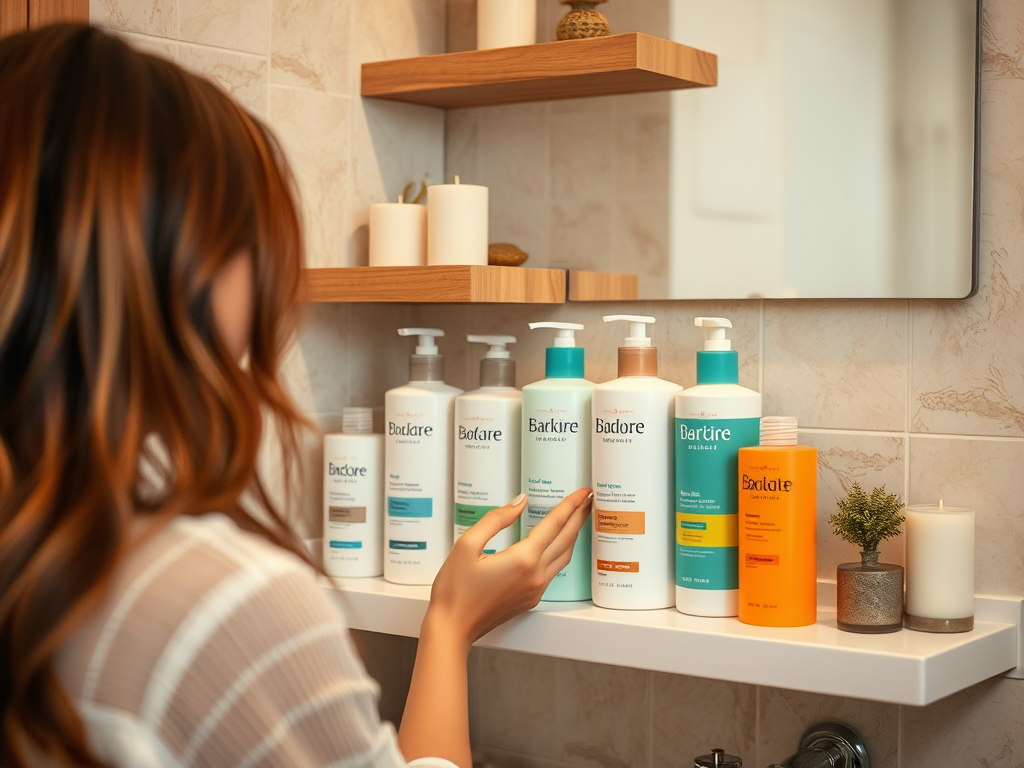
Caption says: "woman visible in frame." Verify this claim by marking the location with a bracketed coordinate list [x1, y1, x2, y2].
[0, 25, 592, 768]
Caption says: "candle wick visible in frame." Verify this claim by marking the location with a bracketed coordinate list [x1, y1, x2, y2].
[455, 175, 461, 185]
[399, 193, 404, 204]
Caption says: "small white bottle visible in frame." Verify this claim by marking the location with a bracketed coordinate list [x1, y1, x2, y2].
[323, 407, 384, 578]
[591, 316, 683, 609]
[384, 329, 463, 585]
[521, 322, 595, 602]
[454, 335, 522, 553]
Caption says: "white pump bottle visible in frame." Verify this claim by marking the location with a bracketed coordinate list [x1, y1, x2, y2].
[453, 335, 522, 553]
[384, 328, 463, 585]
[591, 315, 682, 609]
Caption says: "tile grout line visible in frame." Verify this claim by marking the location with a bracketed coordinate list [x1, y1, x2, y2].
[646, 670, 654, 768]
[758, 299, 765, 396]
[797, 426, 1024, 443]
[754, 685, 761, 768]
[897, 703, 904, 768]
[905, 301, 912, 506]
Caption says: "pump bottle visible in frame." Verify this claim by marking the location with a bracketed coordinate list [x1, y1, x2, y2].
[521, 322, 595, 601]
[453, 335, 522, 554]
[675, 317, 761, 617]
[384, 328, 463, 585]
[591, 316, 682, 609]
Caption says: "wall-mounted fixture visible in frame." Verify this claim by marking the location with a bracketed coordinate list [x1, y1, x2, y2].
[766, 722, 870, 768]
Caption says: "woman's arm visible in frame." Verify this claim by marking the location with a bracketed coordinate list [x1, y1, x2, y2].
[397, 488, 593, 767]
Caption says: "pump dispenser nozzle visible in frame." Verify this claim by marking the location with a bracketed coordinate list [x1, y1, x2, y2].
[694, 317, 732, 351]
[398, 327, 445, 382]
[529, 321, 585, 378]
[604, 315, 658, 377]
[468, 335, 517, 387]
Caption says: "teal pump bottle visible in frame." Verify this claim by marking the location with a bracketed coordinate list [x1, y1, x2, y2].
[521, 322, 595, 601]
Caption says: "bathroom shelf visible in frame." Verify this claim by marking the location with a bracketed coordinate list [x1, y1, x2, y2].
[324, 577, 1023, 706]
[567, 270, 640, 301]
[300, 266, 566, 304]
[361, 33, 717, 109]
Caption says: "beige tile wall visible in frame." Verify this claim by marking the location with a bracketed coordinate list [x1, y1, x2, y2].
[91, 0, 1024, 765]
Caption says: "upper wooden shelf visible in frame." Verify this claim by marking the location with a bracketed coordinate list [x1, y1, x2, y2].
[300, 265, 565, 304]
[361, 33, 717, 109]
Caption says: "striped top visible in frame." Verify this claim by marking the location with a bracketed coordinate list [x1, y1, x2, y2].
[53, 513, 453, 768]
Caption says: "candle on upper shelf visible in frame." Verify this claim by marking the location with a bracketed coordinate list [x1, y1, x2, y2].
[904, 500, 975, 633]
[427, 176, 488, 266]
[477, 0, 537, 50]
[368, 195, 427, 267]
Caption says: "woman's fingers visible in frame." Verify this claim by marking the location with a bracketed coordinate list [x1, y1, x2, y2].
[458, 493, 527, 554]
[524, 488, 592, 557]
[540, 496, 592, 568]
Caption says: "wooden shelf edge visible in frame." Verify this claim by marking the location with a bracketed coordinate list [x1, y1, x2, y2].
[300, 266, 566, 304]
[361, 33, 717, 109]
[567, 270, 640, 301]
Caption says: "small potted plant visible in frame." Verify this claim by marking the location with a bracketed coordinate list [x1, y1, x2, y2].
[830, 482, 906, 633]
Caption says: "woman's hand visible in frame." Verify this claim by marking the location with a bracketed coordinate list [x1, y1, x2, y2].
[424, 487, 593, 651]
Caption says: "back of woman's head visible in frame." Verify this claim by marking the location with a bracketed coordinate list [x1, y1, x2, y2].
[0, 24, 307, 765]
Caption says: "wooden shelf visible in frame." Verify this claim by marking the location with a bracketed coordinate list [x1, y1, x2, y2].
[361, 33, 717, 109]
[568, 270, 639, 301]
[300, 266, 566, 304]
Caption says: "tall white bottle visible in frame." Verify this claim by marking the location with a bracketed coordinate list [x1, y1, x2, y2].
[675, 317, 761, 617]
[591, 316, 683, 609]
[322, 407, 384, 578]
[454, 335, 522, 553]
[384, 328, 463, 585]
[521, 322, 595, 602]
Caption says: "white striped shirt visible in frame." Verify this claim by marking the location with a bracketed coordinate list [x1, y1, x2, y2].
[53, 514, 454, 768]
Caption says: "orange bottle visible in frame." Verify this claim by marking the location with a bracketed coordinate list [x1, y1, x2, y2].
[737, 417, 817, 627]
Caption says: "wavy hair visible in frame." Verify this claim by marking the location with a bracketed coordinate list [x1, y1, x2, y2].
[0, 24, 309, 765]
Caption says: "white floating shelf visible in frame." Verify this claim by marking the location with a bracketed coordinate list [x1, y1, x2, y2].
[325, 577, 1022, 706]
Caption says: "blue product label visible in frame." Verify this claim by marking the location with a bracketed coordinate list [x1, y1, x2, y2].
[387, 497, 433, 518]
[329, 541, 363, 549]
[389, 540, 427, 550]
[675, 417, 759, 590]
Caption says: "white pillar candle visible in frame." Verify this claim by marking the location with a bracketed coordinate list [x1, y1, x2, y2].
[905, 501, 975, 621]
[369, 203, 426, 267]
[427, 178, 489, 266]
[477, 0, 537, 50]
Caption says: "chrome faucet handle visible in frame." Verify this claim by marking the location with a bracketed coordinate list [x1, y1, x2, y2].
[768, 722, 870, 768]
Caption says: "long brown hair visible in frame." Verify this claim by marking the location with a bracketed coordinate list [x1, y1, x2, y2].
[0, 25, 310, 765]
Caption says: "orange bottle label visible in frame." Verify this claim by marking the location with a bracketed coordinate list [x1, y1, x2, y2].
[737, 445, 818, 627]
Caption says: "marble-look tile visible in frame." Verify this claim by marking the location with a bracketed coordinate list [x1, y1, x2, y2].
[177, 44, 268, 116]
[348, 304, 417, 409]
[801, 432, 906, 579]
[271, 0, 350, 95]
[489, 202, 551, 269]
[178, 0, 269, 55]
[408, 304, 477, 393]
[909, 436, 1024, 595]
[758, 687, 899, 768]
[902, 676, 1024, 768]
[910, 0, 1024, 438]
[294, 304, 351, 415]
[121, 32, 177, 58]
[446, 110, 482, 189]
[354, 0, 445, 72]
[615, 100, 671, 198]
[350, 98, 444, 266]
[446, 0, 476, 53]
[349, 629, 418, 727]
[550, 111, 615, 201]
[269, 86, 350, 268]
[602, 0, 669, 37]
[556, 658, 649, 768]
[657, 300, 760, 390]
[91, 0, 175, 38]
[651, 674, 756, 768]
[550, 201, 613, 273]
[478, 649, 562, 760]
[475, 749, 566, 768]
[612, 198, 670, 299]
[763, 301, 908, 431]
[478, 105, 550, 203]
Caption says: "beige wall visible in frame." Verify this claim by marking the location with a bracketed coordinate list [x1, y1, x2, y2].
[92, 0, 1024, 766]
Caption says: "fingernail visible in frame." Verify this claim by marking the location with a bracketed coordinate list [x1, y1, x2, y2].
[511, 493, 527, 506]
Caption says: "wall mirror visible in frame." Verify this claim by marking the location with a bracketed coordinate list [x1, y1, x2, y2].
[649, 0, 979, 300]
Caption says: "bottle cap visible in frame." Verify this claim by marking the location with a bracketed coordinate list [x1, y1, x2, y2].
[694, 317, 739, 385]
[695, 317, 733, 351]
[342, 407, 373, 434]
[467, 334, 516, 359]
[529, 321, 585, 379]
[603, 315, 655, 348]
[694, 748, 742, 768]
[468, 335, 517, 387]
[399, 328, 444, 382]
[604, 315, 658, 376]
[398, 327, 443, 355]
[760, 416, 798, 446]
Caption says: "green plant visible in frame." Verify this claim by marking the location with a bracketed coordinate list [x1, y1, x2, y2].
[829, 482, 905, 552]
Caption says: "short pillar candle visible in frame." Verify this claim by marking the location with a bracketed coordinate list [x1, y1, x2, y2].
[904, 501, 975, 632]
[427, 177, 488, 266]
[368, 202, 426, 267]
[477, 0, 537, 50]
